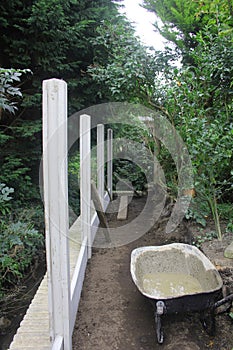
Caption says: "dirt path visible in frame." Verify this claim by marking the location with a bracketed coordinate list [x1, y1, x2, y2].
[72, 195, 233, 350]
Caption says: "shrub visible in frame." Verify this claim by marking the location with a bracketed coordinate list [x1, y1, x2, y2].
[0, 183, 14, 215]
[0, 221, 44, 294]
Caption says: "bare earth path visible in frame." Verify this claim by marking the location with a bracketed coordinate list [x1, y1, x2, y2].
[72, 195, 233, 350]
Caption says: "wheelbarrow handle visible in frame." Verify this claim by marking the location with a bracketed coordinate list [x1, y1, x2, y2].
[154, 301, 166, 344]
[214, 293, 233, 309]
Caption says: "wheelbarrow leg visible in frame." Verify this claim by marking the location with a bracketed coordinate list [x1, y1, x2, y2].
[155, 301, 165, 344]
[200, 307, 215, 336]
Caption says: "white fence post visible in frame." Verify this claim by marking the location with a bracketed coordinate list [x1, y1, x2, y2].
[97, 124, 104, 206]
[107, 128, 113, 199]
[42, 79, 71, 350]
[80, 115, 91, 259]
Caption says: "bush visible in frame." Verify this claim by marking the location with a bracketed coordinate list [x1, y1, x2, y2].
[0, 183, 14, 215]
[0, 221, 44, 294]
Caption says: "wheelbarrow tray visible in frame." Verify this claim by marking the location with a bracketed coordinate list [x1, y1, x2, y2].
[130, 243, 223, 314]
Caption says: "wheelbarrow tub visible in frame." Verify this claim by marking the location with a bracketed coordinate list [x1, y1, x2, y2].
[130, 243, 223, 314]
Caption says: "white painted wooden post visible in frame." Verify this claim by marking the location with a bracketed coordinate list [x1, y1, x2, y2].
[107, 128, 113, 198]
[97, 124, 104, 206]
[42, 79, 71, 350]
[80, 115, 91, 259]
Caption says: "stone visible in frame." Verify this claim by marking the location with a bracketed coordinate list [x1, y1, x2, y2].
[224, 242, 233, 259]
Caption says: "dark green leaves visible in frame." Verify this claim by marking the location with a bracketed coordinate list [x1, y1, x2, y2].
[0, 68, 32, 115]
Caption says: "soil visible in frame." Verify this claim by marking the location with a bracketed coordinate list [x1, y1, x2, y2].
[72, 194, 233, 350]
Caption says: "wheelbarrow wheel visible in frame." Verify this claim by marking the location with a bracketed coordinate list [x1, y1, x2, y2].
[200, 308, 215, 336]
[155, 314, 164, 344]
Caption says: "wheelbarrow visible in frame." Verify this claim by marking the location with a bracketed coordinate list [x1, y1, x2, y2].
[130, 243, 233, 344]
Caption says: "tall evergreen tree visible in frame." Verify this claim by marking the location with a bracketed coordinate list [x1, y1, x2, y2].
[142, 0, 233, 60]
[0, 0, 122, 201]
[0, 0, 121, 112]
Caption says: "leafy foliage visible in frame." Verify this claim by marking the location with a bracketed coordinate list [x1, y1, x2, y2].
[161, 29, 233, 238]
[193, 229, 217, 249]
[0, 0, 121, 113]
[0, 68, 31, 116]
[143, 0, 201, 52]
[91, 1, 233, 238]
[89, 19, 177, 106]
[68, 153, 81, 221]
[0, 69, 39, 203]
[0, 0, 124, 205]
[0, 180, 44, 295]
[142, 0, 233, 62]
[0, 183, 14, 216]
[0, 0, 231, 295]
[0, 221, 44, 293]
[0, 2, 133, 293]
